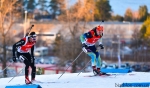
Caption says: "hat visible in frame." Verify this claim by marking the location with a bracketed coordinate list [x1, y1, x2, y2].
[96, 26, 103, 31]
[29, 32, 36, 37]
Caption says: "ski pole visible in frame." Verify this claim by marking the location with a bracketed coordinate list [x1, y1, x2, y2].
[25, 24, 34, 37]
[8, 67, 25, 83]
[77, 60, 91, 76]
[58, 51, 83, 79]
[0, 62, 14, 79]
[0, 62, 13, 74]
[99, 20, 104, 26]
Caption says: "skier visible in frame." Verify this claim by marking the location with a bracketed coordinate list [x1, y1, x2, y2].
[80, 26, 105, 75]
[12, 32, 37, 84]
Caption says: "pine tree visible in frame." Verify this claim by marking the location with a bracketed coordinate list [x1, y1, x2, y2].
[94, 0, 112, 21]
[26, 0, 36, 11]
[49, 0, 65, 19]
[138, 5, 148, 22]
[37, 0, 47, 15]
[124, 8, 133, 21]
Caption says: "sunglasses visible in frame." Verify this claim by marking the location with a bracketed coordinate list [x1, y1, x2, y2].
[30, 35, 36, 41]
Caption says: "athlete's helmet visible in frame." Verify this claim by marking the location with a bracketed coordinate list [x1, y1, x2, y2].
[29, 32, 36, 37]
[96, 26, 103, 32]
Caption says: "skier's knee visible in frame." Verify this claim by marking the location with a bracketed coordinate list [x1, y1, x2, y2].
[95, 53, 99, 58]
[25, 65, 29, 69]
[88, 53, 96, 59]
[32, 66, 36, 71]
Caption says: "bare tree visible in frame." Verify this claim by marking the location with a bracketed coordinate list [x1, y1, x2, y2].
[0, 0, 21, 77]
[103, 25, 127, 61]
[131, 25, 143, 61]
[55, 0, 95, 72]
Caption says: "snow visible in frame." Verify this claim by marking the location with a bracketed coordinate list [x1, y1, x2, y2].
[0, 72, 150, 88]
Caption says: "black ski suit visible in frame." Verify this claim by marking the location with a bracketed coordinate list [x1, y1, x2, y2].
[12, 36, 36, 80]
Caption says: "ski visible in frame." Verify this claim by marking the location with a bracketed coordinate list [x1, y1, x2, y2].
[31, 81, 71, 84]
[35, 81, 58, 84]
[32, 81, 59, 84]
[16, 81, 69, 85]
[84, 73, 111, 77]
[15, 82, 58, 86]
[84, 73, 135, 77]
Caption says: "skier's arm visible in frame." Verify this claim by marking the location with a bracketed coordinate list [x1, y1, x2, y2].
[98, 33, 104, 49]
[99, 38, 102, 45]
[80, 32, 92, 44]
[31, 45, 34, 57]
[12, 39, 25, 57]
[98, 33, 103, 45]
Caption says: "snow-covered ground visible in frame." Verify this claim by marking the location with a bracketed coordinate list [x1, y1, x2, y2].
[0, 72, 150, 88]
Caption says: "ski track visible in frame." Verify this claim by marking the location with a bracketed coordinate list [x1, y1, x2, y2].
[0, 72, 150, 88]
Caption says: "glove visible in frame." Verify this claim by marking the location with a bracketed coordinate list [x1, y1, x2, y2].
[82, 43, 88, 48]
[13, 56, 17, 62]
[99, 44, 104, 49]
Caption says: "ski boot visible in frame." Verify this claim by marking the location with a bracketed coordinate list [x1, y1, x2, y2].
[92, 66, 99, 75]
[99, 72, 107, 76]
[97, 68, 109, 76]
[93, 68, 107, 76]
[25, 76, 32, 84]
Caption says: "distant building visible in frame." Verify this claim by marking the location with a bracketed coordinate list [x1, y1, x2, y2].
[34, 46, 49, 56]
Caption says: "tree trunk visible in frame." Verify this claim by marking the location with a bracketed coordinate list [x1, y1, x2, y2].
[71, 38, 76, 73]
[2, 58, 7, 77]
[71, 26, 77, 73]
[71, 61, 76, 73]
[2, 36, 7, 77]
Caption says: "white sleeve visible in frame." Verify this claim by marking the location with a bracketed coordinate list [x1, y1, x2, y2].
[98, 38, 102, 45]
[82, 38, 87, 44]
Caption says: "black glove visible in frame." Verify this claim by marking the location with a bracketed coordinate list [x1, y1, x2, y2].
[99, 44, 104, 49]
[13, 56, 17, 62]
[82, 43, 88, 48]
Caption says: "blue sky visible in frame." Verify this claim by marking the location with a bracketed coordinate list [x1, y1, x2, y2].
[69, 0, 150, 16]
[109, 0, 150, 16]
